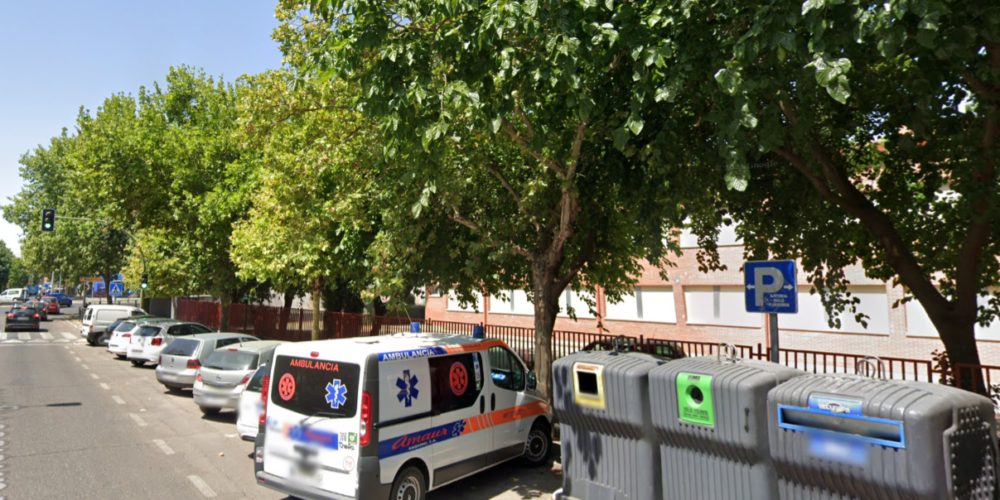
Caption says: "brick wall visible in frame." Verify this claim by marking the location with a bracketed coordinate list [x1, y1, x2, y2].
[425, 244, 1000, 366]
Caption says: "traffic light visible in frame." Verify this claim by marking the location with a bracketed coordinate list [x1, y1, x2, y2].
[41, 208, 55, 232]
[140, 272, 148, 290]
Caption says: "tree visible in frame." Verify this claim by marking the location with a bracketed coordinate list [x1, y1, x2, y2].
[284, 0, 700, 400]
[0, 243, 18, 288]
[231, 70, 379, 339]
[657, 0, 1000, 392]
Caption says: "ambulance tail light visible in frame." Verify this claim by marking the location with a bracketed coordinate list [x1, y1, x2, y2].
[259, 375, 270, 426]
[186, 359, 201, 369]
[360, 391, 372, 446]
[151, 337, 163, 346]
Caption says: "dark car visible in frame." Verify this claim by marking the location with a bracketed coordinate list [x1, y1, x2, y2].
[44, 292, 72, 307]
[580, 336, 686, 360]
[23, 300, 48, 321]
[5, 306, 41, 332]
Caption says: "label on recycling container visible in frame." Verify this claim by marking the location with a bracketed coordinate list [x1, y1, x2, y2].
[677, 372, 714, 427]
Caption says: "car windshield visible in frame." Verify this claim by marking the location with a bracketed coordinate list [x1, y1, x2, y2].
[204, 350, 259, 371]
[246, 364, 267, 392]
[138, 326, 160, 336]
[163, 339, 199, 357]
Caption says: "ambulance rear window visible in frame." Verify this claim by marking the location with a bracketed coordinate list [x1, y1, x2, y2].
[270, 355, 361, 418]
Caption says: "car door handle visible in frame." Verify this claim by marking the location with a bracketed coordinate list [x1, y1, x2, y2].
[491, 393, 496, 411]
[479, 395, 485, 414]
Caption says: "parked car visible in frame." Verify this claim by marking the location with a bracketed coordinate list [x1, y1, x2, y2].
[44, 292, 72, 307]
[81, 304, 147, 344]
[254, 334, 552, 500]
[4, 306, 41, 332]
[40, 296, 60, 315]
[155, 333, 260, 391]
[0, 288, 27, 304]
[580, 336, 687, 360]
[193, 340, 285, 415]
[127, 321, 214, 367]
[23, 300, 48, 321]
[235, 363, 268, 441]
[107, 317, 169, 356]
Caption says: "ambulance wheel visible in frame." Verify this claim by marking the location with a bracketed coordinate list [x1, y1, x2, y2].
[521, 421, 553, 468]
[131, 360, 145, 367]
[390, 466, 426, 500]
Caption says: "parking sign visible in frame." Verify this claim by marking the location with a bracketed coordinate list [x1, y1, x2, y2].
[744, 260, 798, 314]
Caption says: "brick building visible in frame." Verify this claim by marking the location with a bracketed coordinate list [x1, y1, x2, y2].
[425, 226, 1000, 365]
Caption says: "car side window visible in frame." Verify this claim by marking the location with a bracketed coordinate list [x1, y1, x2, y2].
[216, 338, 239, 349]
[488, 346, 525, 392]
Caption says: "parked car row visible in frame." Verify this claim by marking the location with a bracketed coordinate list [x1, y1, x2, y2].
[82, 304, 281, 442]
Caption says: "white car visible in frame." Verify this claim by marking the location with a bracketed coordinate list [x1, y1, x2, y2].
[236, 364, 269, 441]
[127, 321, 213, 367]
[81, 304, 146, 342]
[108, 317, 170, 358]
[193, 341, 284, 415]
[254, 333, 553, 500]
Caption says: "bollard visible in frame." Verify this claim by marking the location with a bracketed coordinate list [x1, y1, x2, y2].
[472, 325, 484, 338]
[409, 322, 420, 333]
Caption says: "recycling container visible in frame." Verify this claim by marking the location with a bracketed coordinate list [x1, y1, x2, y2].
[648, 354, 805, 500]
[552, 350, 665, 500]
[768, 374, 999, 499]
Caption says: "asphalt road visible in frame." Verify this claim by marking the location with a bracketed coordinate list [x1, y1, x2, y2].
[0, 304, 561, 500]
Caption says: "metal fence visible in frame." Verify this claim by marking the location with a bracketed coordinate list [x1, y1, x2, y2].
[175, 299, 974, 394]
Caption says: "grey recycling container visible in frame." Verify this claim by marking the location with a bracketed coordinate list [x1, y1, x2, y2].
[553, 350, 665, 500]
[768, 373, 999, 500]
[648, 353, 805, 500]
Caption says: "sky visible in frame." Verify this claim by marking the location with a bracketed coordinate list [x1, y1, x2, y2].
[0, 0, 285, 256]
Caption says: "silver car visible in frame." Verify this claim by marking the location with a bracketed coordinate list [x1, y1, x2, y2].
[128, 321, 213, 367]
[108, 317, 170, 358]
[192, 340, 284, 415]
[155, 333, 259, 391]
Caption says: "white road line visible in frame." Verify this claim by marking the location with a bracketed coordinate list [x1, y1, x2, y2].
[112, 396, 125, 405]
[17, 333, 29, 341]
[90, 373, 99, 380]
[61, 332, 75, 340]
[129, 414, 147, 427]
[54, 339, 69, 343]
[187, 476, 217, 498]
[81, 364, 90, 370]
[39, 332, 52, 340]
[0, 332, 5, 341]
[74, 357, 81, 362]
[99, 383, 109, 390]
[63, 345, 69, 349]
[153, 439, 175, 455]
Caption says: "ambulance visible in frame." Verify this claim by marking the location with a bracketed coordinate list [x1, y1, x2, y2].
[254, 333, 553, 500]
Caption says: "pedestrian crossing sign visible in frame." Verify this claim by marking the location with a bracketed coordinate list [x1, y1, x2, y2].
[109, 281, 124, 297]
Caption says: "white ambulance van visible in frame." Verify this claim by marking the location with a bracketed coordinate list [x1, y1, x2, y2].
[254, 333, 553, 500]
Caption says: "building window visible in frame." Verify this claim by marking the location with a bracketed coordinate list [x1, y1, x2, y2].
[778, 287, 890, 335]
[557, 288, 596, 319]
[447, 290, 482, 312]
[684, 286, 760, 327]
[604, 287, 676, 323]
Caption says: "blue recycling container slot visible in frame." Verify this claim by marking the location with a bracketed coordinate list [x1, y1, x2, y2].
[472, 326, 484, 338]
[410, 322, 421, 333]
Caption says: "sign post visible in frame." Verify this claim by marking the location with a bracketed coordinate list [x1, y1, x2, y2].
[744, 260, 798, 362]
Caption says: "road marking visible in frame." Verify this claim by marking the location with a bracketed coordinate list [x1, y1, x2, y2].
[39, 332, 52, 340]
[74, 357, 81, 362]
[129, 414, 147, 427]
[81, 364, 90, 370]
[153, 439, 175, 455]
[17, 333, 29, 341]
[64, 345, 69, 349]
[0, 332, 5, 341]
[90, 373, 99, 380]
[112, 396, 125, 405]
[100, 383, 109, 390]
[60, 332, 75, 340]
[54, 339, 69, 343]
[187, 476, 217, 498]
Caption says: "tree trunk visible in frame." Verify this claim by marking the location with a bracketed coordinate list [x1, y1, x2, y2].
[923, 300, 987, 395]
[311, 278, 323, 341]
[279, 287, 295, 339]
[104, 269, 113, 304]
[219, 291, 231, 332]
[531, 259, 563, 404]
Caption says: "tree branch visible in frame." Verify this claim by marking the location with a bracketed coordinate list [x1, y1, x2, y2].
[450, 205, 531, 257]
[554, 229, 596, 293]
[515, 101, 535, 140]
[487, 163, 541, 231]
[566, 120, 589, 182]
[500, 118, 566, 178]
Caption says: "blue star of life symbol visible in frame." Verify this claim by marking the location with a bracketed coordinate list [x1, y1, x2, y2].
[396, 370, 419, 407]
[451, 420, 466, 437]
[325, 379, 348, 409]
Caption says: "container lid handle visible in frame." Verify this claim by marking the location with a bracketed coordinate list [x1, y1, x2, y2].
[717, 343, 740, 364]
[855, 356, 886, 379]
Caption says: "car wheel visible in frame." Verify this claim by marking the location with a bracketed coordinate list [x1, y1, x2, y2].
[97, 332, 110, 346]
[130, 360, 145, 367]
[520, 421, 553, 468]
[390, 466, 426, 500]
[199, 406, 221, 416]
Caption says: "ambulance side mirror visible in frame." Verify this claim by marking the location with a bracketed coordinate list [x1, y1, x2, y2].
[526, 370, 537, 391]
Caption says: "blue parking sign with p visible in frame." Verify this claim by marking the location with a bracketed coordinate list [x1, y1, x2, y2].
[744, 260, 798, 313]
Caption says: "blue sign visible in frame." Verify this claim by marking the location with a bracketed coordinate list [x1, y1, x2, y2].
[744, 260, 798, 313]
[108, 281, 124, 297]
